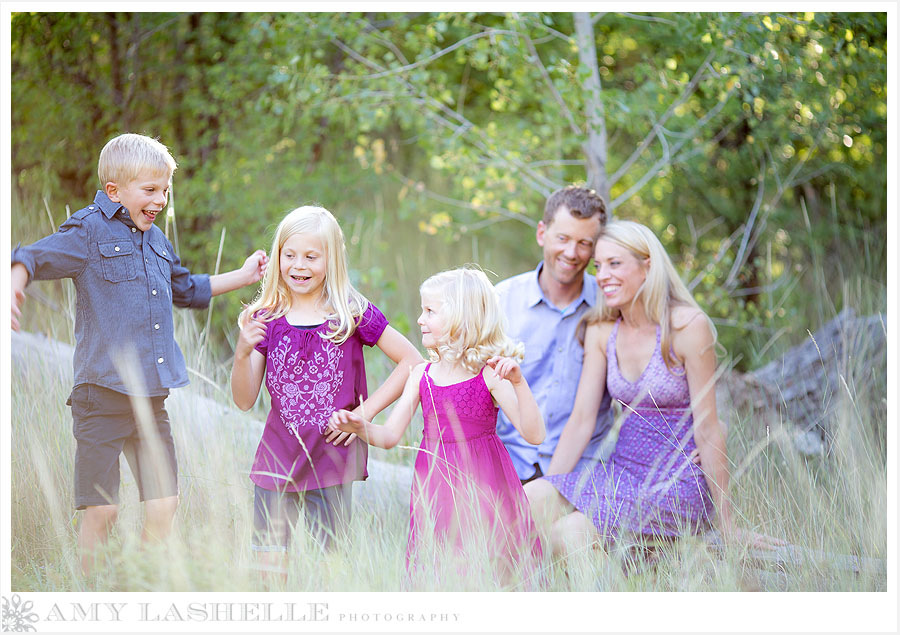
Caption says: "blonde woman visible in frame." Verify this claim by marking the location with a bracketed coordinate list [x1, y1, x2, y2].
[525, 220, 784, 557]
[231, 206, 421, 573]
[328, 267, 545, 581]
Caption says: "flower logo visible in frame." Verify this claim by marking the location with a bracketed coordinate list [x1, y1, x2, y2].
[2, 594, 39, 632]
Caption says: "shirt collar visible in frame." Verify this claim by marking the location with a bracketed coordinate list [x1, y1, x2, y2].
[93, 190, 139, 230]
[531, 261, 597, 312]
[523, 263, 546, 309]
[93, 190, 123, 219]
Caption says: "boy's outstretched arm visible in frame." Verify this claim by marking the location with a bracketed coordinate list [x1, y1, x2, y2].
[209, 250, 268, 297]
[11, 263, 28, 332]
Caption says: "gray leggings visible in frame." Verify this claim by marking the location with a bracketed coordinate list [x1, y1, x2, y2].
[251, 483, 351, 552]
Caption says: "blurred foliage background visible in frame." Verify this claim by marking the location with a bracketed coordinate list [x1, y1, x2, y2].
[10, 11, 887, 371]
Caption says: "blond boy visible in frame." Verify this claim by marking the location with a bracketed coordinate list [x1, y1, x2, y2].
[11, 133, 268, 573]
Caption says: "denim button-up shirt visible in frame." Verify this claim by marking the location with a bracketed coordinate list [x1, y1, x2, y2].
[12, 190, 211, 396]
[495, 263, 613, 479]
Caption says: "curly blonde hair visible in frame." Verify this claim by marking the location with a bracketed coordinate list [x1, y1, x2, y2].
[420, 266, 524, 374]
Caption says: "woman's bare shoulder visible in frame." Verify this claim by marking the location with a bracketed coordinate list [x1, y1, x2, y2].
[585, 318, 617, 350]
[671, 304, 708, 332]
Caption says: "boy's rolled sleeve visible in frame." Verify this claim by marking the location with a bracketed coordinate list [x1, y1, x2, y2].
[11, 217, 89, 282]
[169, 253, 212, 309]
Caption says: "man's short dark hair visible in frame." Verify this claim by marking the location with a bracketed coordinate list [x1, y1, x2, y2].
[543, 185, 607, 226]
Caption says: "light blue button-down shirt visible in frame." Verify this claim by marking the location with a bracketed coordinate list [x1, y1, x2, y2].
[495, 263, 613, 480]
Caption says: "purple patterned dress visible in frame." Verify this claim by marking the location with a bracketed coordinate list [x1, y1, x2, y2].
[543, 319, 715, 539]
[407, 364, 542, 569]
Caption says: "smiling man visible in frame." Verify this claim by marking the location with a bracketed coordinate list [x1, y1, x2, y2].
[495, 186, 613, 484]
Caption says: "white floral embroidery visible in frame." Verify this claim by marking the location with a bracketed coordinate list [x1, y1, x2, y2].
[268, 333, 345, 434]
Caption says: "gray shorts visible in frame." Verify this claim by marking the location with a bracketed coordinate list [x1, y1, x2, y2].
[68, 383, 177, 510]
[251, 484, 351, 552]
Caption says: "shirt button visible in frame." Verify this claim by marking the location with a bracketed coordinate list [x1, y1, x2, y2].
[131, 227, 137, 233]
[152, 289, 157, 295]
[157, 357, 164, 364]
[145, 258, 149, 263]
[163, 250, 167, 256]
[154, 324, 160, 330]
[114, 246, 120, 252]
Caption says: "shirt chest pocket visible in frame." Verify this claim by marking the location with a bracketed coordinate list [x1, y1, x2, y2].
[149, 239, 174, 282]
[97, 240, 136, 283]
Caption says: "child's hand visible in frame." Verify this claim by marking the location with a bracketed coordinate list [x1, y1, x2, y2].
[486, 356, 524, 385]
[325, 409, 363, 446]
[235, 318, 267, 359]
[11, 287, 25, 332]
[241, 250, 268, 286]
[689, 447, 701, 465]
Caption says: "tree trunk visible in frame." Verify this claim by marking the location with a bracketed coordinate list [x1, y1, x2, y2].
[573, 12, 609, 203]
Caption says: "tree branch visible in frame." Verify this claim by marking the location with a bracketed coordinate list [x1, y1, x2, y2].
[725, 156, 767, 288]
[512, 12, 581, 137]
[609, 82, 736, 211]
[574, 11, 608, 198]
[346, 29, 520, 81]
[392, 171, 538, 228]
[328, 21, 560, 194]
[609, 50, 715, 187]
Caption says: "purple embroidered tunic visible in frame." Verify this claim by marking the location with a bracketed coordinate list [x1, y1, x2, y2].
[250, 303, 388, 492]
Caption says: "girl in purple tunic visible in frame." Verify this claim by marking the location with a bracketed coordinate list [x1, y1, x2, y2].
[230, 206, 422, 575]
[525, 220, 784, 558]
[327, 267, 545, 586]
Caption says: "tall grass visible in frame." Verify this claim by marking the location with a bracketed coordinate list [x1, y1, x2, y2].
[8, 193, 887, 592]
[10, 296, 887, 592]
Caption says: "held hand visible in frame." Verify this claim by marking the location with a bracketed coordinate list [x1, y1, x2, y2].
[11, 287, 25, 332]
[486, 356, 523, 384]
[235, 318, 267, 359]
[242, 250, 268, 286]
[689, 447, 701, 465]
[325, 409, 363, 446]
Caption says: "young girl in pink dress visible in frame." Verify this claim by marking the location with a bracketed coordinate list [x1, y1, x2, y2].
[327, 267, 545, 586]
[230, 206, 422, 576]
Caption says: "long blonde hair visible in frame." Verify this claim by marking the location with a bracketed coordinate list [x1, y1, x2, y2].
[584, 220, 717, 370]
[238, 206, 368, 344]
[420, 266, 524, 374]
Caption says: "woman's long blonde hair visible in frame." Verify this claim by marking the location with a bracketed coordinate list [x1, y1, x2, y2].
[584, 220, 717, 370]
[238, 206, 368, 344]
[420, 266, 524, 374]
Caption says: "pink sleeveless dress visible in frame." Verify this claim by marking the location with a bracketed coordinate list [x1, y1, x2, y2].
[543, 319, 715, 539]
[407, 364, 542, 569]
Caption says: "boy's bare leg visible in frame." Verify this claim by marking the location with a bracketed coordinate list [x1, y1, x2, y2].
[142, 495, 178, 543]
[79, 504, 118, 575]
